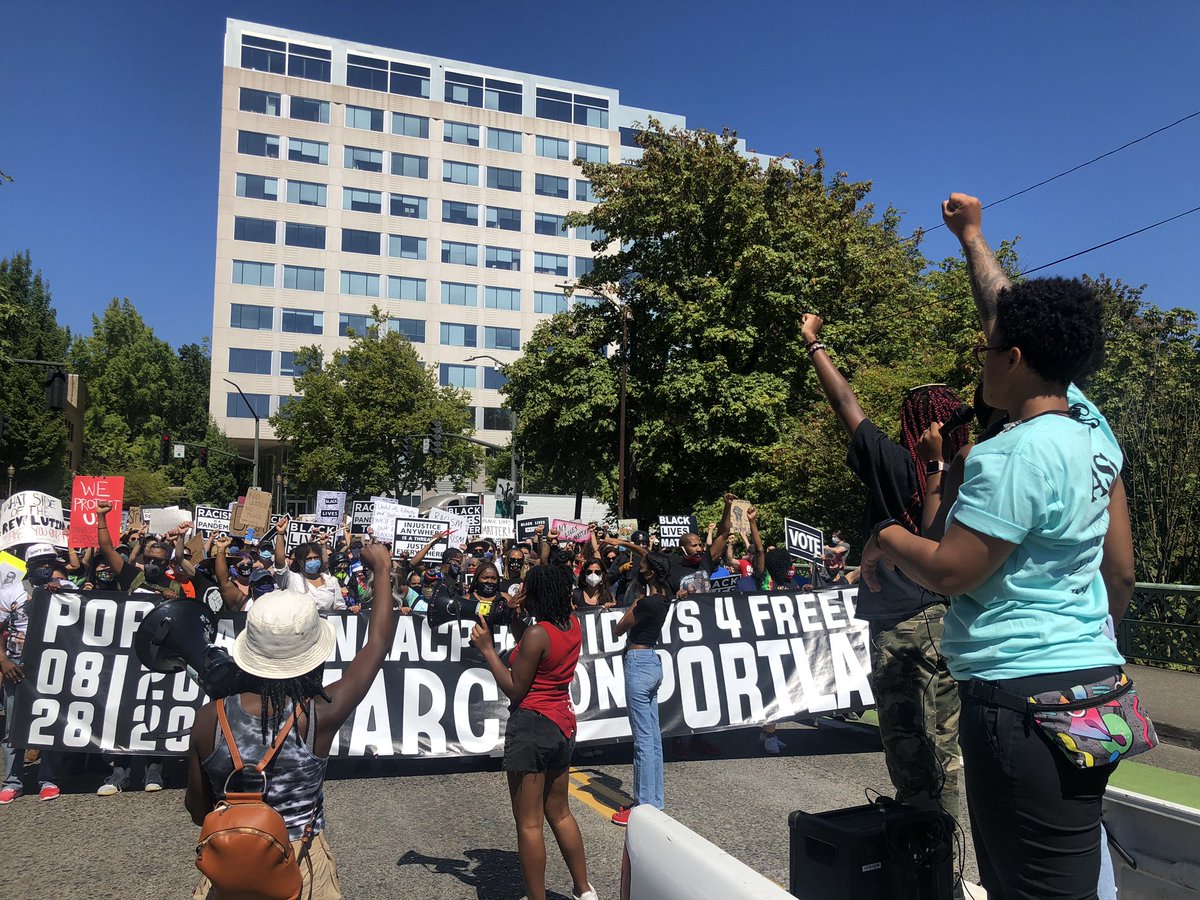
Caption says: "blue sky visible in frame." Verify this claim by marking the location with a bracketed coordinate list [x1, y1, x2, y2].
[3, 1, 1198, 346]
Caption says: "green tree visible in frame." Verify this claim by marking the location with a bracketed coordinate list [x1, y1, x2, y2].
[270, 311, 483, 497]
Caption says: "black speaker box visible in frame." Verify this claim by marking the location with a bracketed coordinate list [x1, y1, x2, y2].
[788, 801, 954, 899]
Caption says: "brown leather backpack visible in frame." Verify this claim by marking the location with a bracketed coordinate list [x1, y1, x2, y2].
[195, 700, 313, 899]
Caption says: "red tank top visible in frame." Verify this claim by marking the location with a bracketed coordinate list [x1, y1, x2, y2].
[513, 617, 582, 738]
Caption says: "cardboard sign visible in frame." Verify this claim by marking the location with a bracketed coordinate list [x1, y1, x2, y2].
[371, 497, 419, 537]
[729, 500, 753, 542]
[0, 491, 69, 550]
[657, 515, 698, 549]
[551, 519, 592, 543]
[125, 507, 141, 533]
[68, 476, 124, 547]
[240, 489, 273, 532]
[480, 517, 515, 541]
[315, 491, 346, 528]
[516, 516, 549, 542]
[446, 503, 483, 538]
[427, 508, 468, 542]
[185, 533, 206, 561]
[392, 517, 450, 562]
[193, 505, 232, 538]
[617, 518, 639, 540]
[350, 500, 374, 536]
[785, 518, 824, 560]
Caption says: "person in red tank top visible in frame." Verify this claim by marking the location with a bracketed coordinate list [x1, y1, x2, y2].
[471, 565, 598, 900]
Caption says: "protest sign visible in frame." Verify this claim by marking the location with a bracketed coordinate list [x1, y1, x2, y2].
[315, 491, 346, 528]
[446, 503, 483, 538]
[284, 519, 336, 552]
[0, 550, 26, 587]
[0, 491, 69, 551]
[657, 514, 698, 549]
[349, 500, 374, 536]
[146, 506, 190, 535]
[427, 508, 468, 541]
[729, 500, 753, 543]
[516, 516, 549, 542]
[12, 587, 872, 757]
[785, 518, 824, 561]
[551, 519, 592, 543]
[68, 476, 124, 547]
[240, 489, 273, 532]
[480, 517, 515, 541]
[392, 517, 450, 562]
[125, 507, 142, 532]
[709, 573, 742, 592]
[371, 497, 419, 538]
[193, 505, 232, 538]
[617, 518, 639, 540]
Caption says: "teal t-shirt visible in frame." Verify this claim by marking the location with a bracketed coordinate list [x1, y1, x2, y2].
[942, 385, 1126, 680]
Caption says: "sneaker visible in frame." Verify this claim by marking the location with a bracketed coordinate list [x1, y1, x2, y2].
[39, 784, 60, 801]
[611, 805, 632, 826]
[0, 787, 20, 804]
[143, 762, 164, 792]
[690, 735, 721, 756]
[97, 766, 130, 796]
[762, 735, 786, 755]
[669, 737, 689, 759]
[574, 885, 599, 900]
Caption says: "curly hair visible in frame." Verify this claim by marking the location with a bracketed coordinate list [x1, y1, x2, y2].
[523, 564, 574, 630]
[764, 548, 793, 586]
[996, 277, 1104, 386]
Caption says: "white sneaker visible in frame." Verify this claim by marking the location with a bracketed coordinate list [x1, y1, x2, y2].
[573, 886, 599, 900]
[97, 766, 130, 796]
[762, 735, 786, 755]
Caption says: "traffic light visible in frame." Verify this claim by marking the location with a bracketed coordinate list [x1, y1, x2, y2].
[160, 434, 172, 466]
[402, 435, 413, 456]
[46, 370, 68, 411]
[198, 446, 209, 467]
[430, 420, 444, 457]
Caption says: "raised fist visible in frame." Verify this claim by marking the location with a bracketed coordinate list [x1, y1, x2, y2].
[941, 193, 982, 242]
[801, 313, 824, 344]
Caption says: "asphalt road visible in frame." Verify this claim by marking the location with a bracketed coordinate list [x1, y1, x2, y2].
[2, 720, 1197, 899]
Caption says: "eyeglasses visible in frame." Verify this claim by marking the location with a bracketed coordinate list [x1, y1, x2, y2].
[972, 344, 1011, 365]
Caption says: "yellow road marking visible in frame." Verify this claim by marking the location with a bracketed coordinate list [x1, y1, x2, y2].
[567, 767, 634, 819]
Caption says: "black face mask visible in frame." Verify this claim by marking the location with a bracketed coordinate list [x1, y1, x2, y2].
[637, 570, 650, 585]
[447, 563, 462, 579]
[96, 569, 117, 585]
[474, 582, 499, 598]
[28, 566, 54, 586]
[142, 561, 167, 583]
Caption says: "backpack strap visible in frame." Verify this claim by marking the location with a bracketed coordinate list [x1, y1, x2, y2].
[216, 698, 298, 795]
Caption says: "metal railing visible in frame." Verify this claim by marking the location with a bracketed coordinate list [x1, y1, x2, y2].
[1117, 583, 1200, 671]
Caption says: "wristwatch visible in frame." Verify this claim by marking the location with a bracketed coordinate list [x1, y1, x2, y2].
[926, 460, 949, 475]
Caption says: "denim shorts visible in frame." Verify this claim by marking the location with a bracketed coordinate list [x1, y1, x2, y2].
[503, 707, 575, 773]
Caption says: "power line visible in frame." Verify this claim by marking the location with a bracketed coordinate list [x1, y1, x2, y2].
[920, 109, 1200, 234]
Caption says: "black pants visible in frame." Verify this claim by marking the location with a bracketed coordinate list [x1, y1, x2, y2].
[959, 667, 1117, 900]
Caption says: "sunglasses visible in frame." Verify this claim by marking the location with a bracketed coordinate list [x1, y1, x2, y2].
[972, 344, 1012, 365]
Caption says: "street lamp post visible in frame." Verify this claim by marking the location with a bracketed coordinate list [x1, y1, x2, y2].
[466, 354, 519, 536]
[223, 378, 260, 489]
[6, 465, 13, 499]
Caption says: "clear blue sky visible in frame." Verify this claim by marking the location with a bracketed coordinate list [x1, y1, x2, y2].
[3, 1, 1198, 346]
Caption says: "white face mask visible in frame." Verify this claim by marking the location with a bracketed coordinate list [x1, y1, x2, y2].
[585, 572, 603, 587]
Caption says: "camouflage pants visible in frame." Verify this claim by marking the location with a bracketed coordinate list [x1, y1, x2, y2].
[869, 604, 961, 823]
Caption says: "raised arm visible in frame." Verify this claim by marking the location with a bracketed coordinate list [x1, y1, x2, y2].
[747, 506, 766, 579]
[211, 536, 247, 611]
[273, 515, 289, 567]
[172, 524, 196, 581]
[1101, 476, 1136, 627]
[410, 528, 452, 567]
[942, 193, 1011, 343]
[95, 501, 126, 575]
[801, 314, 867, 437]
[708, 493, 735, 563]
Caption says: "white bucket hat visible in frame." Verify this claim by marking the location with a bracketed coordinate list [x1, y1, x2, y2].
[232, 590, 335, 679]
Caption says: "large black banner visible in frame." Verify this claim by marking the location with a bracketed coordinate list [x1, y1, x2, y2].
[11, 588, 874, 758]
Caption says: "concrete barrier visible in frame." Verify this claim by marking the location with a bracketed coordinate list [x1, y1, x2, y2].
[1105, 787, 1200, 898]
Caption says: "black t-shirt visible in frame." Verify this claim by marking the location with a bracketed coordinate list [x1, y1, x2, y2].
[846, 418, 942, 621]
[572, 587, 604, 610]
[628, 593, 669, 647]
[667, 554, 716, 596]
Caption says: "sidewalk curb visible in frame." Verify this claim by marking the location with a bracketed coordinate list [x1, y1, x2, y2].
[1155, 722, 1200, 753]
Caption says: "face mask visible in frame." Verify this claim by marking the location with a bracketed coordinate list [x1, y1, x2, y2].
[334, 569, 349, 584]
[235, 565, 252, 579]
[28, 566, 54, 586]
[142, 561, 166, 582]
[303, 559, 322, 576]
[448, 563, 462, 579]
[96, 569, 117, 585]
[637, 570, 650, 585]
[683, 553, 703, 565]
[507, 559, 522, 572]
[259, 549, 273, 562]
[475, 582, 499, 598]
[585, 572, 603, 587]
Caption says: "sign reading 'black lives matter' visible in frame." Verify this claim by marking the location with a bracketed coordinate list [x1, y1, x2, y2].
[11, 588, 874, 758]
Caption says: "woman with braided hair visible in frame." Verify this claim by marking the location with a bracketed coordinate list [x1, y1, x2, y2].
[801, 312, 969, 831]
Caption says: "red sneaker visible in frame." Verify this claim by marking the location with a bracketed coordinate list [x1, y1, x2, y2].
[611, 805, 632, 826]
[0, 787, 20, 805]
[39, 784, 61, 802]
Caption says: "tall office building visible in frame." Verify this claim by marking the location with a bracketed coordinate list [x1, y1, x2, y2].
[210, 19, 688, 504]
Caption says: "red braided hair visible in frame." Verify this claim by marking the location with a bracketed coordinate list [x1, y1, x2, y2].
[898, 385, 970, 531]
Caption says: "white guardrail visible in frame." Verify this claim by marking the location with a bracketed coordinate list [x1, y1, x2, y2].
[1106, 787, 1200, 898]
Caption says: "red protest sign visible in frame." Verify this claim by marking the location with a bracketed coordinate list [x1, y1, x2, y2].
[69, 476, 124, 547]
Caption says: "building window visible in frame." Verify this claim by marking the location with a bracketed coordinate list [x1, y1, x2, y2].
[284, 222, 326, 249]
[239, 88, 280, 116]
[281, 308, 323, 334]
[534, 252, 568, 276]
[486, 206, 521, 231]
[340, 271, 380, 297]
[485, 286, 520, 310]
[288, 138, 328, 165]
[342, 228, 381, 255]
[576, 179, 599, 202]
[344, 146, 383, 172]
[391, 193, 427, 219]
[229, 348, 272, 375]
[388, 276, 426, 302]
[230, 303, 273, 330]
[486, 166, 521, 192]
[619, 126, 644, 148]
[388, 318, 425, 342]
[347, 54, 389, 92]
[287, 43, 331, 82]
[232, 260, 274, 286]
[237, 131, 279, 158]
[534, 212, 565, 236]
[445, 71, 484, 107]
[485, 247, 520, 271]
[485, 78, 523, 114]
[286, 180, 326, 207]
[441, 241, 478, 266]
[441, 281, 477, 306]
[444, 121, 480, 146]
[574, 94, 609, 128]
[392, 112, 429, 138]
[290, 97, 330, 124]
[283, 265, 324, 292]
[575, 224, 606, 242]
[575, 256, 595, 277]
[234, 216, 276, 244]
[483, 366, 509, 389]
[226, 392, 271, 419]
[392, 153, 428, 179]
[443, 160, 479, 186]
[345, 104, 384, 132]
[440, 322, 477, 347]
[487, 127, 522, 153]
[236, 173, 278, 201]
[440, 364, 477, 388]
[576, 141, 609, 164]
[534, 291, 568, 314]
[535, 135, 570, 160]
[389, 235, 427, 260]
[279, 351, 306, 377]
[535, 174, 569, 198]
[442, 200, 479, 226]
[485, 326, 521, 351]
[483, 407, 514, 430]
[535, 88, 572, 123]
[343, 187, 382, 214]
[339, 313, 374, 337]
[391, 62, 431, 98]
[241, 35, 286, 74]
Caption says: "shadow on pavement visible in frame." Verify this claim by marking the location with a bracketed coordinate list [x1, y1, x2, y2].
[396, 848, 574, 900]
